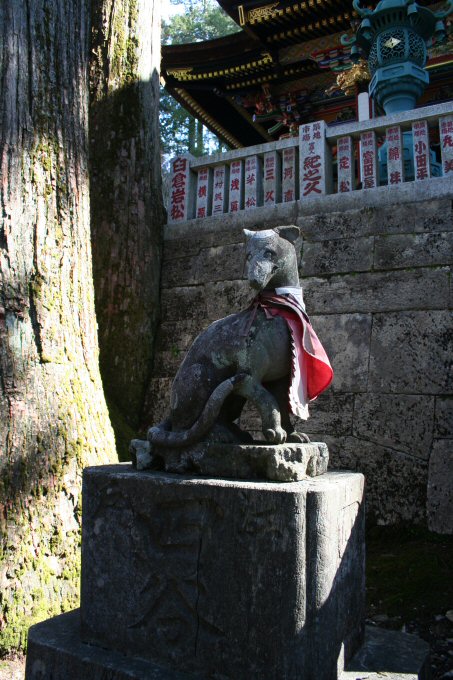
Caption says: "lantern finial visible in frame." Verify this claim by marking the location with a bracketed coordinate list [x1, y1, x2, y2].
[353, 0, 372, 18]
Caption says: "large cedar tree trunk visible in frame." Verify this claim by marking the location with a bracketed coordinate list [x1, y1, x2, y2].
[89, 0, 164, 455]
[0, 0, 116, 652]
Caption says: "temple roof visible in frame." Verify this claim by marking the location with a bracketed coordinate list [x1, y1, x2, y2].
[162, 0, 453, 148]
[217, 0, 356, 45]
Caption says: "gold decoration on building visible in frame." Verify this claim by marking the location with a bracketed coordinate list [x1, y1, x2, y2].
[238, 3, 280, 26]
[166, 54, 273, 82]
[167, 68, 194, 80]
[249, 3, 280, 23]
[335, 60, 370, 95]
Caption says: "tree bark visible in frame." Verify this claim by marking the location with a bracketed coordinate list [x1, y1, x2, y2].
[89, 0, 164, 455]
[0, 0, 116, 652]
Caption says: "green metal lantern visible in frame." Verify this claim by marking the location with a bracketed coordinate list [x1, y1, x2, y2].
[342, 0, 453, 113]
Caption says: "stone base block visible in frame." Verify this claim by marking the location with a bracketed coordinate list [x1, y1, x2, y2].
[25, 613, 430, 680]
[130, 440, 329, 482]
[25, 610, 200, 679]
[341, 625, 431, 680]
[80, 465, 365, 680]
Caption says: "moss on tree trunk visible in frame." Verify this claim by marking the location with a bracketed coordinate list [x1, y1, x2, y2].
[0, 0, 117, 653]
[89, 0, 164, 456]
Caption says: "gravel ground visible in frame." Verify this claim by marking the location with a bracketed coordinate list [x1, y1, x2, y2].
[0, 654, 25, 680]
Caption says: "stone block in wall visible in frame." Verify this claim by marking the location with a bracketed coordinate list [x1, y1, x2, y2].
[161, 287, 207, 323]
[161, 256, 200, 288]
[369, 199, 452, 235]
[298, 208, 377, 241]
[195, 243, 245, 284]
[155, 320, 206, 353]
[163, 229, 243, 261]
[297, 391, 354, 437]
[310, 314, 371, 392]
[434, 397, 453, 438]
[167, 201, 299, 240]
[297, 199, 453, 242]
[374, 232, 453, 270]
[369, 311, 453, 394]
[205, 280, 254, 321]
[323, 436, 427, 525]
[301, 237, 373, 276]
[239, 392, 354, 440]
[303, 268, 449, 315]
[411, 198, 453, 233]
[427, 439, 453, 534]
[353, 394, 434, 460]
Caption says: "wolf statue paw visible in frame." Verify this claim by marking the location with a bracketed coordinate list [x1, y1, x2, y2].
[287, 431, 311, 443]
[264, 426, 287, 445]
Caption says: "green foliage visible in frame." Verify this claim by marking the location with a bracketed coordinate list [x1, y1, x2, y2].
[160, 0, 239, 159]
[162, 0, 239, 45]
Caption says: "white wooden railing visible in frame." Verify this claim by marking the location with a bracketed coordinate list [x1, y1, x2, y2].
[167, 101, 453, 224]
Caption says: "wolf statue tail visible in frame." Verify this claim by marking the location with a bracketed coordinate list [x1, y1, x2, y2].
[147, 373, 247, 449]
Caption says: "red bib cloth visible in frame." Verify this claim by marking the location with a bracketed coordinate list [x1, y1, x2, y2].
[246, 291, 333, 420]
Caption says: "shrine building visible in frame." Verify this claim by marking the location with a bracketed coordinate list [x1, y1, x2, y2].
[161, 0, 453, 148]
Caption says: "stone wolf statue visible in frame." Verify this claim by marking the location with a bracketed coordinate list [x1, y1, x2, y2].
[147, 226, 333, 451]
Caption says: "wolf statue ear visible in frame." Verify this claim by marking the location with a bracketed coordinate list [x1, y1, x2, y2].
[273, 225, 300, 243]
[243, 229, 255, 240]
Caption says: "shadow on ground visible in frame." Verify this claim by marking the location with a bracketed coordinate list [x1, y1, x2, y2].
[366, 525, 453, 679]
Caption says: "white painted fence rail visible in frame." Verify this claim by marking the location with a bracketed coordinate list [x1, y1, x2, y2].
[168, 101, 453, 224]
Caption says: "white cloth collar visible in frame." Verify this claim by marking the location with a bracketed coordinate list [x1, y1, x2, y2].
[275, 286, 306, 312]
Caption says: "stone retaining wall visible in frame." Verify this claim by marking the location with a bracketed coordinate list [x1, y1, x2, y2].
[146, 192, 453, 532]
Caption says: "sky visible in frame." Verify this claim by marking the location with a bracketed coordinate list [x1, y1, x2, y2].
[161, 0, 185, 22]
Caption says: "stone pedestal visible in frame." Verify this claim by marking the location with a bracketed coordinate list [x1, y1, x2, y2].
[86, 466, 365, 679]
[25, 463, 431, 679]
[78, 467, 365, 678]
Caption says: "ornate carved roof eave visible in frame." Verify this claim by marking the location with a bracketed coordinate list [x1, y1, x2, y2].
[216, 0, 360, 39]
[163, 52, 320, 93]
[163, 51, 278, 85]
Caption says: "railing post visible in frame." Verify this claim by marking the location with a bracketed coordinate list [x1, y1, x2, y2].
[412, 120, 431, 181]
[244, 155, 263, 210]
[386, 125, 404, 185]
[299, 121, 332, 199]
[212, 165, 229, 216]
[168, 155, 195, 223]
[195, 166, 212, 219]
[439, 116, 453, 176]
[263, 151, 281, 205]
[282, 147, 298, 202]
[228, 160, 243, 213]
[337, 136, 355, 192]
[359, 131, 379, 189]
